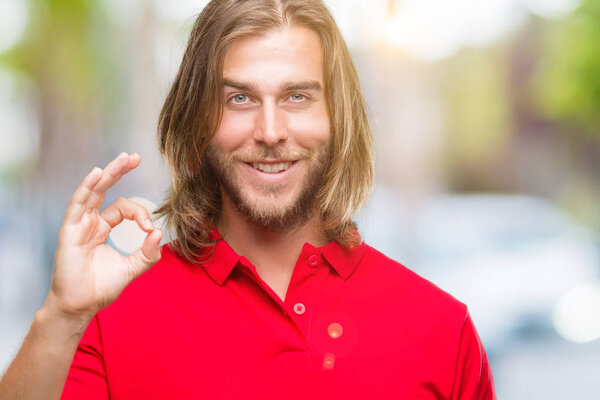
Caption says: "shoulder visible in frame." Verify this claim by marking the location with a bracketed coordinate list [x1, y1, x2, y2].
[354, 243, 468, 321]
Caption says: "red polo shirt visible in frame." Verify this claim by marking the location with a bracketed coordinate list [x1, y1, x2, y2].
[61, 232, 495, 399]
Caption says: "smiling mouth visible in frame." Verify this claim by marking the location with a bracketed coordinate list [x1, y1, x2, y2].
[250, 161, 294, 173]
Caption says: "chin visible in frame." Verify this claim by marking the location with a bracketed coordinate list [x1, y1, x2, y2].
[238, 192, 314, 232]
[245, 196, 297, 219]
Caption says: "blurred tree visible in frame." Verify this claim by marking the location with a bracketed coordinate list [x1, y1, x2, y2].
[0, 0, 121, 279]
[439, 44, 514, 192]
[530, 0, 600, 230]
[532, 0, 600, 137]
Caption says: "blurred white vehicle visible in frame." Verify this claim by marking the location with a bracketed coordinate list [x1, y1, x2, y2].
[359, 189, 600, 351]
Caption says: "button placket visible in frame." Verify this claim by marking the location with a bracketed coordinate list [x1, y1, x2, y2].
[285, 253, 321, 318]
[289, 253, 321, 317]
[281, 247, 329, 343]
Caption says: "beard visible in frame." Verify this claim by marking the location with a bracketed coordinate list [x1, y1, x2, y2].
[204, 142, 330, 233]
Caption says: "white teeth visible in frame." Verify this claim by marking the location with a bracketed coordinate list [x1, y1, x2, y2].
[251, 162, 292, 173]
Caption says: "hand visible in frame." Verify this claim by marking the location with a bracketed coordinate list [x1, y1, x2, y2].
[46, 152, 162, 321]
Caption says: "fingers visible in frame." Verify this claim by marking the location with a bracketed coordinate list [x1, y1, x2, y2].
[63, 153, 141, 226]
[101, 195, 162, 281]
[100, 197, 154, 232]
[86, 153, 141, 209]
[127, 229, 163, 280]
[93, 153, 140, 194]
[63, 167, 104, 224]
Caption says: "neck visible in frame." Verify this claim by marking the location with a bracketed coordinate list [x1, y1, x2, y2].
[217, 195, 328, 265]
[216, 195, 328, 300]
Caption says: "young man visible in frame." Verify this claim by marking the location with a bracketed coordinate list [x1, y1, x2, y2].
[0, 0, 496, 399]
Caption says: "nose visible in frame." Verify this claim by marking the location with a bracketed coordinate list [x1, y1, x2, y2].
[253, 100, 288, 146]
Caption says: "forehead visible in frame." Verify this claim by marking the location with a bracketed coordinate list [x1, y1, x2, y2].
[222, 26, 324, 88]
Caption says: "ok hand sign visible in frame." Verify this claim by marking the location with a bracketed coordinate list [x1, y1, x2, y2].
[47, 152, 162, 320]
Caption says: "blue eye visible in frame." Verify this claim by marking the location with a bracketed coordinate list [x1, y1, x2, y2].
[231, 94, 247, 103]
[290, 93, 306, 102]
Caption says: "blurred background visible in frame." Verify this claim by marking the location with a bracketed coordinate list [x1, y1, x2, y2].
[1, 0, 599, 397]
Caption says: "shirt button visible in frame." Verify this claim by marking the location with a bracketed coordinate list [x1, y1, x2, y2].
[307, 254, 319, 267]
[293, 303, 306, 315]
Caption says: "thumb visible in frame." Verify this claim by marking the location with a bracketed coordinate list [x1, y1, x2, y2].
[126, 229, 163, 281]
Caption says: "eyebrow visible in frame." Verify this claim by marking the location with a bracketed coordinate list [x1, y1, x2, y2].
[223, 79, 258, 92]
[282, 81, 322, 92]
[223, 79, 322, 93]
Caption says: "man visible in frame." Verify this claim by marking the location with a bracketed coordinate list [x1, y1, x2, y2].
[0, 0, 496, 399]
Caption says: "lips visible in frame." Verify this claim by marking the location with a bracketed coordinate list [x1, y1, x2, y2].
[241, 159, 300, 184]
[251, 161, 293, 173]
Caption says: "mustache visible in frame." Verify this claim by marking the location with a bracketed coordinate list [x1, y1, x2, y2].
[231, 147, 312, 162]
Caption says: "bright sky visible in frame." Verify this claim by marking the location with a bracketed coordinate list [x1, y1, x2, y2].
[0, 0, 583, 61]
[332, 0, 581, 60]
[151, 0, 581, 61]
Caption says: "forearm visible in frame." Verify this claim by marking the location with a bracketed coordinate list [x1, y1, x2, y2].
[0, 304, 92, 400]
[0, 153, 160, 400]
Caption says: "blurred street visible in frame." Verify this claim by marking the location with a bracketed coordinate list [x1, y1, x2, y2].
[2, 0, 600, 397]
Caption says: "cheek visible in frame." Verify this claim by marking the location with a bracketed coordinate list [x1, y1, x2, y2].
[287, 110, 331, 147]
[213, 111, 255, 150]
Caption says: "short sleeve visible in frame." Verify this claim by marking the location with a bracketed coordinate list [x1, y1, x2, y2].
[451, 312, 496, 400]
[61, 315, 109, 400]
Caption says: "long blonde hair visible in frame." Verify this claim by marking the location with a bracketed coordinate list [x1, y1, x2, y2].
[156, 0, 373, 262]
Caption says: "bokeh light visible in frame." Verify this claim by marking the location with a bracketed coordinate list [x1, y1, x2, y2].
[322, 353, 336, 370]
[0, 0, 28, 53]
[553, 282, 600, 343]
[0, 70, 39, 169]
[525, 0, 582, 18]
[327, 322, 344, 339]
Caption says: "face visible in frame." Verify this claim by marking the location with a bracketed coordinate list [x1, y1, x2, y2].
[207, 26, 331, 231]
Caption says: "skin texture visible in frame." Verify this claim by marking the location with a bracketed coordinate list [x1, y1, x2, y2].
[209, 26, 331, 232]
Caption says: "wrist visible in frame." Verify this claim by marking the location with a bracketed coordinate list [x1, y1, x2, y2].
[37, 297, 95, 339]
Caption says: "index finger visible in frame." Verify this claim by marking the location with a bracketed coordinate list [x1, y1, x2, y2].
[86, 152, 141, 209]
[63, 167, 103, 224]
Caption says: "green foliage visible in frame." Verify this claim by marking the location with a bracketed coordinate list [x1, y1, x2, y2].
[0, 0, 117, 110]
[532, 0, 600, 136]
[442, 45, 512, 165]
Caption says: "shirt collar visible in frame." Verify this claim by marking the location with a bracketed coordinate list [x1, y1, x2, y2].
[199, 228, 240, 286]
[319, 238, 367, 280]
[199, 228, 367, 285]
